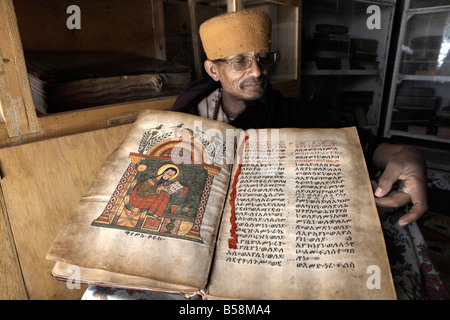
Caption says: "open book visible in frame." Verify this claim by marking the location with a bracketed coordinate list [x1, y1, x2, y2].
[46, 110, 396, 300]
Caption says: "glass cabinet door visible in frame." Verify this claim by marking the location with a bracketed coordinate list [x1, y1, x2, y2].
[384, 1, 450, 142]
[301, 0, 396, 134]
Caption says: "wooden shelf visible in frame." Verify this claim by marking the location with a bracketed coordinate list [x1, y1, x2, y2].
[302, 69, 380, 76]
[387, 129, 450, 144]
[400, 74, 450, 83]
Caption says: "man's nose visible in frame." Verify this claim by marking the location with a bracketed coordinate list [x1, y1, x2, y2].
[246, 58, 263, 78]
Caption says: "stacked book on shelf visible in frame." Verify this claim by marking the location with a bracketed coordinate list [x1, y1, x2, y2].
[25, 51, 192, 115]
[400, 36, 445, 76]
[311, 24, 350, 70]
[436, 105, 450, 139]
[392, 83, 441, 133]
[349, 38, 379, 70]
[304, 24, 379, 71]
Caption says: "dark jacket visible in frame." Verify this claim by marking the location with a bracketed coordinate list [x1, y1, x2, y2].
[171, 76, 386, 176]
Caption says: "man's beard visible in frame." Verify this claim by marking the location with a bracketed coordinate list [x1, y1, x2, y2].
[242, 74, 269, 107]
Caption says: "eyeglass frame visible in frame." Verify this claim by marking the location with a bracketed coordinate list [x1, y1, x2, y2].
[213, 51, 280, 71]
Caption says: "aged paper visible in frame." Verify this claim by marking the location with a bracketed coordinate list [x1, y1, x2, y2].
[47, 110, 235, 293]
[47, 112, 395, 299]
[207, 127, 396, 299]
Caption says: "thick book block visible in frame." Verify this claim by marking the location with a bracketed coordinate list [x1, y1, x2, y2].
[47, 110, 396, 300]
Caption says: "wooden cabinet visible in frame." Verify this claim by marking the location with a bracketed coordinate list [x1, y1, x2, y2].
[0, 0, 302, 147]
[0, 0, 181, 148]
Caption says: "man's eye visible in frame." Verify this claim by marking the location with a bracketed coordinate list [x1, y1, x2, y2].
[233, 57, 247, 64]
[233, 58, 249, 69]
[257, 53, 272, 65]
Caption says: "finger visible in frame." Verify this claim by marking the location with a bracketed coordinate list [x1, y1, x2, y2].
[396, 184, 428, 226]
[403, 174, 428, 210]
[371, 180, 378, 192]
[397, 201, 428, 226]
[374, 190, 411, 208]
[375, 163, 402, 198]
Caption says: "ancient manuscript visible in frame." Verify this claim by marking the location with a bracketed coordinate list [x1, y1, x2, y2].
[47, 110, 396, 299]
[207, 128, 395, 299]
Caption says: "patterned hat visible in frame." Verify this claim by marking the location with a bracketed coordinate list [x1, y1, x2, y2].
[199, 10, 272, 60]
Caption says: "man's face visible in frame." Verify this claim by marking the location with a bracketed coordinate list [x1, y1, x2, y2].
[213, 50, 270, 102]
[162, 169, 176, 181]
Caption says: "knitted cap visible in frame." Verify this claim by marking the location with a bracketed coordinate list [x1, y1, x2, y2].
[199, 10, 272, 60]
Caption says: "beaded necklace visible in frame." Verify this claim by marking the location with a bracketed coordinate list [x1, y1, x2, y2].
[212, 88, 234, 121]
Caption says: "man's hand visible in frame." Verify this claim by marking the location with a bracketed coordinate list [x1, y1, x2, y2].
[371, 143, 428, 226]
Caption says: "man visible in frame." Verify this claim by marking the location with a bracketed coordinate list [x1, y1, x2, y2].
[127, 166, 186, 218]
[169, 11, 450, 299]
[172, 9, 428, 227]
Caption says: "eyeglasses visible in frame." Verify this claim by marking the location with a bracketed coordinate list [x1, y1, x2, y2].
[214, 51, 279, 71]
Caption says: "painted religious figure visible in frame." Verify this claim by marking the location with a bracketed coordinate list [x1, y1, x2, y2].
[91, 124, 223, 243]
[127, 165, 188, 219]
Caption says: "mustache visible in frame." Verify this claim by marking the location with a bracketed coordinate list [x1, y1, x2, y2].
[240, 74, 269, 88]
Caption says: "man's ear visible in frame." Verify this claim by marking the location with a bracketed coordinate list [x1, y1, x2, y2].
[204, 60, 220, 81]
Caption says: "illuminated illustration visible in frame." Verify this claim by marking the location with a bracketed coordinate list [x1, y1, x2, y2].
[91, 125, 222, 243]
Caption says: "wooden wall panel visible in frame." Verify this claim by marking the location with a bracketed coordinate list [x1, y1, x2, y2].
[13, 0, 159, 58]
[0, 0, 39, 138]
[0, 185, 28, 299]
[0, 123, 131, 299]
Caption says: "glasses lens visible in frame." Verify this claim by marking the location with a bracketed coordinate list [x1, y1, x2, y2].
[224, 52, 279, 70]
[232, 56, 252, 70]
[257, 52, 279, 66]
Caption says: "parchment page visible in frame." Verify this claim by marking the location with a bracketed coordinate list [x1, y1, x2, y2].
[207, 127, 396, 299]
[47, 110, 236, 293]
